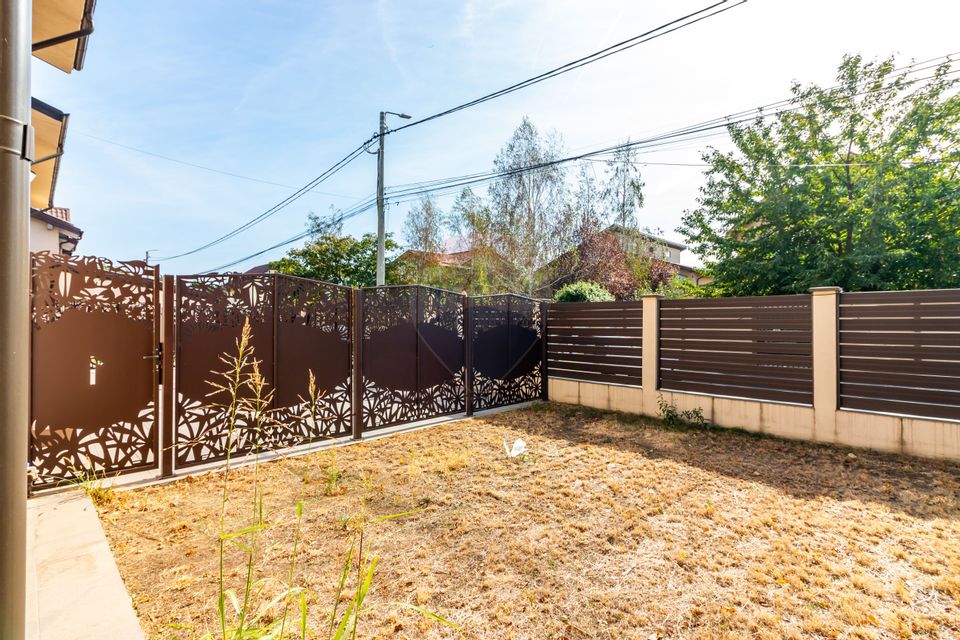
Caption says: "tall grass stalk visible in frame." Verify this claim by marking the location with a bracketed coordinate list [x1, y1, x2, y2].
[191, 319, 459, 639]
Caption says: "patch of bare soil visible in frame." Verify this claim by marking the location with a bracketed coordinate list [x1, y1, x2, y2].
[99, 404, 960, 639]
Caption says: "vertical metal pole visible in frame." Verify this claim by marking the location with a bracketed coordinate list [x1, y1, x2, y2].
[0, 0, 31, 635]
[415, 287, 421, 416]
[271, 274, 278, 408]
[375, 112, 386, 286]
[540, 300, 549, 400]
[350, 288, 363, 440]
[161, 276, 175, 478]
[464, 296, 474, 416]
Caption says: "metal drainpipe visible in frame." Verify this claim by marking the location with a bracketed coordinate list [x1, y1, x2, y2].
[0, 0, 32, 636]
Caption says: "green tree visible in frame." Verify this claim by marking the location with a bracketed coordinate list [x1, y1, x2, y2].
[402, 195, 446, 284]
[603, 144, 645, 228]
[269, 231, 408, 287]
[680, 55, 960, 295]
[445, 187, 504, 294]
[489, 117, 569, 293]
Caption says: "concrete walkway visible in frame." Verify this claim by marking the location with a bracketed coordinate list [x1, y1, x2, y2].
[26, 491, 143, 640]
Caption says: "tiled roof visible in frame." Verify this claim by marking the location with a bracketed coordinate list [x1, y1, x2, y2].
[46, 207, 71, 222]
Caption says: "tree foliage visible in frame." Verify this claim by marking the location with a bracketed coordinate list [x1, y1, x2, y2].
[604, 144, 645, 229]
[402, 195, 446, 282]
[488, 117, 570, 293]
[680, 55, 960, 295]
[269, 231, 407, 287]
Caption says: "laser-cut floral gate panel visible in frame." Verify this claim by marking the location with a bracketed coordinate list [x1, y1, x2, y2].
[30, 252, 159, 488]
[175, 274, 354, 468]
[472, 294, 543, 410]
[273, 275, 352, 441]
[361, 286, 466, 429]
[175, 274, 275, 467]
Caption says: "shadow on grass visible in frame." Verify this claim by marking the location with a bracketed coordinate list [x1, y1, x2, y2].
[482, 401, 960, 522]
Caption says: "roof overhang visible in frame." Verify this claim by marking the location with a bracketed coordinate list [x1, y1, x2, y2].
[32, 0, 97, 73]
[30, 98, 69, 211]
[30, 208, 83, 237]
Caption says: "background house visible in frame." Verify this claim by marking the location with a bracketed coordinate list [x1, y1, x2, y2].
[608, 225, 711, 286]
[30, 207, 82, 255]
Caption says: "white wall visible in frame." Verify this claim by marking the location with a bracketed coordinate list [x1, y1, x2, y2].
[30, 217, 60, 254]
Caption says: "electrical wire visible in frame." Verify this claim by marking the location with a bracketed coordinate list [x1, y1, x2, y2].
[154, 134, 378, 261]
[389, 0, 748, 134]
[157, 1, 749, 263]
[206, 51, 959, 271]
[76, 131, 357, 198]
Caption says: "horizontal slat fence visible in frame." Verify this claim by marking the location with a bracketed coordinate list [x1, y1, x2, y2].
[839, 290, 960, 420]
[547, 301, 643, 386]
[659, 295, 813, 404]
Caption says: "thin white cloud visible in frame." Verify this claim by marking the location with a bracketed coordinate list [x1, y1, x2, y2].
[458, 0, 477, 41]
[377, 0, 410, 83]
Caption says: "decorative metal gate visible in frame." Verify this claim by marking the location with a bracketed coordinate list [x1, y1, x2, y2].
[29, 253, 160, 488]
[359, 286, 466, 429]
[471, 294, 545, 410]
[174, 274, 352, 467]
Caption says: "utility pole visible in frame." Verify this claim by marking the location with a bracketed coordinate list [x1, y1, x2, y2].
[0, 0, 31, 636]
[375, 110, 411, 286]
[375, 112, 386, 286]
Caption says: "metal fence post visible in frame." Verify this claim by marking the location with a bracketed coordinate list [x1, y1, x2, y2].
[351, 288, 363, 440]
[464, 296, 474, 416]
[271, 274, 279, 409]
[540, 300, 549, 400]
[160, 276, 175, 478]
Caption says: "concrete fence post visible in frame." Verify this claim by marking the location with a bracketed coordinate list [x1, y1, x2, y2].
[641, 295, 662, 412]
[810, 287, 842, 442]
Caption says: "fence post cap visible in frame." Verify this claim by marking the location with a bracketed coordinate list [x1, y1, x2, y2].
[809, 286, 843, 295]
[640, 293, 665, 299]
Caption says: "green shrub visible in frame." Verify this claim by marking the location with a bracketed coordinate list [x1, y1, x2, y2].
[554, 281, 614, 303]
[658, 394, 709, 430]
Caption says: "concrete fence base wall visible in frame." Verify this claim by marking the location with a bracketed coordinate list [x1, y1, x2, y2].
[548, 378, 960, 462]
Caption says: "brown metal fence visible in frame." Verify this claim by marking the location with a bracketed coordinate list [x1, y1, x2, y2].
[659, 295, 814, 404]
[359, 286, 466, 430]
[546, 301, 643, 386]
[27, 254, 550, 488]
[38, 252, 960, 486]
[471, 295, 545, 410]
[839, 289, 960, 420]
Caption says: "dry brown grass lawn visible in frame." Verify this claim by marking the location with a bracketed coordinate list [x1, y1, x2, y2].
[99, 403, 960, 639]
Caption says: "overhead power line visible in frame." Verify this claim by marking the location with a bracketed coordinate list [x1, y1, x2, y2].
[206, 49, 959, 272]
[155, 135, 377, 261]
[202, 194, 378, 273]
[160, 1, 748, 264]
[390, 0, 747, 135]
[76, 131, 357, 198]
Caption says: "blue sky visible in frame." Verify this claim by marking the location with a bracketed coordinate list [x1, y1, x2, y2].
[34, 0, 960, 273]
